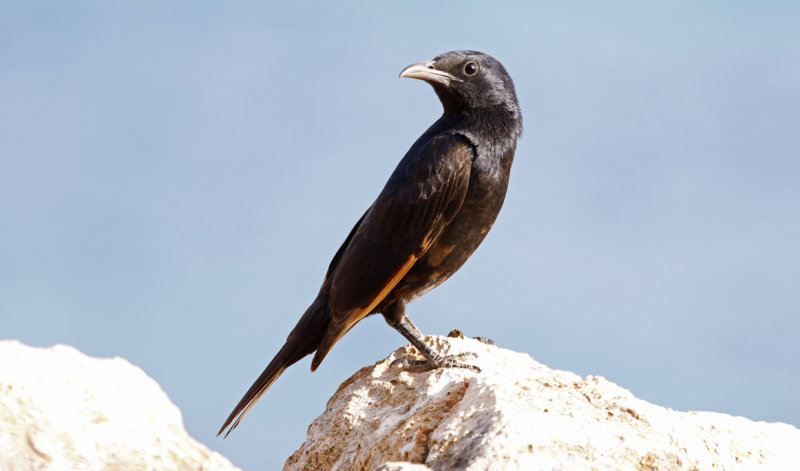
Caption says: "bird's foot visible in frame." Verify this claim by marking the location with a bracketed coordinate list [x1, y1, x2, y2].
[391, 351, 480, 372]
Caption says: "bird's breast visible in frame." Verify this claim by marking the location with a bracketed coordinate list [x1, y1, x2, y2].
[387, 145, 514, 304]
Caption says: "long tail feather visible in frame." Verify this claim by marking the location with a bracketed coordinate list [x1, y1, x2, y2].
[219, 300, 329, 438]
[218, 343, 294, 437]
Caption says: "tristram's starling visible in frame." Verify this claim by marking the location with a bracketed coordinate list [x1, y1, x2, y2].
[219, 50, 522, 437]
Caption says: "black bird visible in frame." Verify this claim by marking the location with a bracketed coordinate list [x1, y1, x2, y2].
[219, 50, 522, 437]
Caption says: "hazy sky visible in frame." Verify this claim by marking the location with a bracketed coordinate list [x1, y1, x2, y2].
[1, 2, 798, 469]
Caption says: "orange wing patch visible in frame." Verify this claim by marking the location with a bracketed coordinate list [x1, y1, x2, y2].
[310, 255, 418, 371]
[362, 255, 418, 317]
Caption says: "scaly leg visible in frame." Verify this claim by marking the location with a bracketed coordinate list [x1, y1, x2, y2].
[382, 301, 479, 371]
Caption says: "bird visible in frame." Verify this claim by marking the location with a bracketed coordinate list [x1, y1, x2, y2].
[219, 50, 522, 437]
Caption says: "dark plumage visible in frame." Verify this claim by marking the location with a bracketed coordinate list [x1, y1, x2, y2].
[219, 50, 522, 437]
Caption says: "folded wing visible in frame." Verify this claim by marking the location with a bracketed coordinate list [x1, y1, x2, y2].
[311, 134, 474, 369]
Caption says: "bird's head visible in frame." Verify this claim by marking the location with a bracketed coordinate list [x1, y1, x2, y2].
[400, 50, 520, 118]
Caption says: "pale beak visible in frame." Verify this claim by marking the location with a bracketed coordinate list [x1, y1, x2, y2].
[399, 61, 463, 87]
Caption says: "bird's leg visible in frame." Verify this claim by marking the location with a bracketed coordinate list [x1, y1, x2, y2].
[382, 301, 479, 371]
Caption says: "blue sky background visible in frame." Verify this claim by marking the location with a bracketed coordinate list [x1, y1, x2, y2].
[1, 2, 798, 469]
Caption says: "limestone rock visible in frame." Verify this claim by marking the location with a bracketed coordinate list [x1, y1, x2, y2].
[0, 340, 239, 471]
[286, 336, 800, 471]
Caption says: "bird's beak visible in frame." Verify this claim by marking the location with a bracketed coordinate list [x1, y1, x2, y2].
[399, 61, 463, 86]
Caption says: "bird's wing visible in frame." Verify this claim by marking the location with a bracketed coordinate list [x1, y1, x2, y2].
[311, 133, 473, 369]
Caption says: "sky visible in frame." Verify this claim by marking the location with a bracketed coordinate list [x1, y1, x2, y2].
[1, 2, 799, 469]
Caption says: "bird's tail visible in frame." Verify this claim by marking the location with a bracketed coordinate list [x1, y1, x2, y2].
[218, 298, 330, 438]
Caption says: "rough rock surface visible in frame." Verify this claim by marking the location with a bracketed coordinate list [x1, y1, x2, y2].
[286, 336, 800, 471]
[0, 340, 239, 471]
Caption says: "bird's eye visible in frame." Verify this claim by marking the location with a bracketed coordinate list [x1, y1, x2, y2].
[463, 62, 479, 76]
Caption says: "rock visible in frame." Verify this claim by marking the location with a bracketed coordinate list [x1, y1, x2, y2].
[0, 340, 239, 471]
[285, 336, 800, 471]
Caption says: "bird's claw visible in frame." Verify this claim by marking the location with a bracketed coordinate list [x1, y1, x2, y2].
[391, 351, 480, 372]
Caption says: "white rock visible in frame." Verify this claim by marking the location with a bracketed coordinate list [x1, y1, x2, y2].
[0, 340, 239, 471]
[285, 336, 800, 471]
